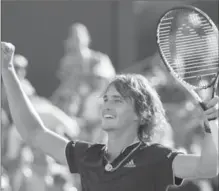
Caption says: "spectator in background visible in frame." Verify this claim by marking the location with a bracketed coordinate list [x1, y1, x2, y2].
[51, 22, 115, 118]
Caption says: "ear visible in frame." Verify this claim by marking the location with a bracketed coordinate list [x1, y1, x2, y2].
[134, 115, 145, 125]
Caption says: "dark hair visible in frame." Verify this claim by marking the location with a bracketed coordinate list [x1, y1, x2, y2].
[105, 74, 169, 143]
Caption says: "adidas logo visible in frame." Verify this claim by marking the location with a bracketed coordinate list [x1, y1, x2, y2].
[124, 159, 136, 168]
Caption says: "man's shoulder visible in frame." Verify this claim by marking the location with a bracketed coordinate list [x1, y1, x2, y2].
[66, 141, 104, 161]
[137, 143, 178, 164]
[70, 141, 105, 154]
[141, 142, 174, 152]
[85, 142, 105, 157]
[73, 141, 105, 167]
[67, 140, 104, 149]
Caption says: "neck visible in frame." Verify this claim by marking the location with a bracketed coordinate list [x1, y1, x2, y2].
[106, 130, 139, 162]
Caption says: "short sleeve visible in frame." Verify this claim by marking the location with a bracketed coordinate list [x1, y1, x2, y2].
[151, 144, 184, 189]
[165, 151, 184, 186]
[65, 141, 91, 173]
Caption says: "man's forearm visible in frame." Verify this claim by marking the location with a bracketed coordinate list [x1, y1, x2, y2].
[198, 121, 218, 177]
[209, 120, 219, 152]
[2, 67, 46, 143]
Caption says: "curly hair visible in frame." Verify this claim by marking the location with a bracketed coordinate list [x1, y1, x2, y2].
[105, 74, 169, 143]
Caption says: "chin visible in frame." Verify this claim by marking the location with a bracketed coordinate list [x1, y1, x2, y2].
[101, 123, 117, 132]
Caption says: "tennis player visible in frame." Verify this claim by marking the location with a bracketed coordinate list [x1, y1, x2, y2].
[1, 42, 218, 191]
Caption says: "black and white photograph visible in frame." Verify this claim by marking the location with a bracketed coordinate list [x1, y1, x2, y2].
[1, 1, 219, 191]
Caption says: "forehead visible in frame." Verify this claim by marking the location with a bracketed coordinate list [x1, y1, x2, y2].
[103, 85, 134, 103]
[104, 85, 121, 96]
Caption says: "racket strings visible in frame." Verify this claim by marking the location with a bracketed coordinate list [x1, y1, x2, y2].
[158, 9, 218, 88]
[178, 67, 218, 76]
[173, 54, 218, 67]
[175, 31, 218, 56]
[171, 63, 218, 72]
[174, 30, 218, 78]
[183, 73, 217, 80]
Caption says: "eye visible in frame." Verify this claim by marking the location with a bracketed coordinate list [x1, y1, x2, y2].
[114, 99, 122, 103]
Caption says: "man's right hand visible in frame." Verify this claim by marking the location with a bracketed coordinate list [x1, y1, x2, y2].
[1, 42, 15, 70]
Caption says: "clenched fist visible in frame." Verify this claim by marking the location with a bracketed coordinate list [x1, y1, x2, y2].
[1, 42, 15, 70]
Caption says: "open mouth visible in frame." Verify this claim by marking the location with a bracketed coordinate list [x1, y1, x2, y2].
[103, 114, 115, 119]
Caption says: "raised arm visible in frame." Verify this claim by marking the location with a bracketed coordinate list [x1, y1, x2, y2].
[1, 42, 69, 165]
[173, 97, 219, 180]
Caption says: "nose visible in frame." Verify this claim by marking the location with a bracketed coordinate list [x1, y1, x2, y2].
[102, 104, 111, 112]
[102, 101, 113, 112]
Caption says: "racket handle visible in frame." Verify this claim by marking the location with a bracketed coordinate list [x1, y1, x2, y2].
[211, 86, 217, 98]
[211, 74, 219, 98]
[199, 102, 214, 134]
[199, 102, 217, 121]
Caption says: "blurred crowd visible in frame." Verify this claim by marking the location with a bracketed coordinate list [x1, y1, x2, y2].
[1, 22, 218, 191]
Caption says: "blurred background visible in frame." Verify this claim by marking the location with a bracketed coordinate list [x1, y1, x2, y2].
[1, 0, 218, 191]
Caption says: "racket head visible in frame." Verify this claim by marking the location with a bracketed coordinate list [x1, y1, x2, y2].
[156, 5, 219, 92]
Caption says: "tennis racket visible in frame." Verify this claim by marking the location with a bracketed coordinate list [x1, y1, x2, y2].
[156, 5, 219, 133]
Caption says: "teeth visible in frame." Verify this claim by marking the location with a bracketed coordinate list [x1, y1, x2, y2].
[104, 114, 114, 119]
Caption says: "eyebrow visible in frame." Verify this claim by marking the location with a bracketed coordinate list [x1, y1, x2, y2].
[103, 95, 123, 99]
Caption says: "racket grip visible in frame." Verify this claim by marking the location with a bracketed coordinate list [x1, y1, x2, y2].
[199, 102, 213, 133]
[199, 102, 217, 120]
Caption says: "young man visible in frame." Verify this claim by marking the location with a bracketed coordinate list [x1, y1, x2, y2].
[1, 42, 218, 191]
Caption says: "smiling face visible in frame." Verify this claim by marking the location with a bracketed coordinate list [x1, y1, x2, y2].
[99, 74, 167, 142]
[101, 85, 139, 132]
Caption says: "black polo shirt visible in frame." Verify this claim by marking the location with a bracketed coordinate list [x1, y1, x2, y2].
[65, 141, 183, 191]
